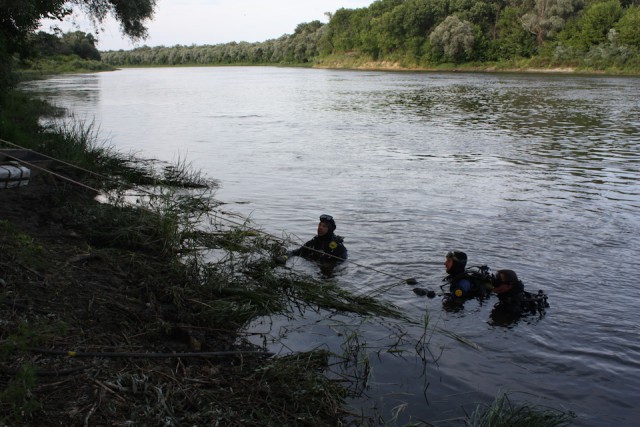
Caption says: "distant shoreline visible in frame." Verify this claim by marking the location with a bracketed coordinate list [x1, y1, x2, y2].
[108, 62, 612, 76]
[33, 54, 636, 77]
[313, 60, 605, 76]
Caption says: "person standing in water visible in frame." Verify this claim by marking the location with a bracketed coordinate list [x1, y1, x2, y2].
[276, 214, 347, 263]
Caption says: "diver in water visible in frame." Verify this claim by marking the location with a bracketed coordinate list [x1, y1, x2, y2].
[442, 250, 473, 306]
[491, 269, 549, 322]
[491, 269, 525, 316]
[440, 250, 493, 307]
[275, 214, 347, 264]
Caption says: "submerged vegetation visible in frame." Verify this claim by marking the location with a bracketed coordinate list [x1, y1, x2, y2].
[464, 393, 576, 427]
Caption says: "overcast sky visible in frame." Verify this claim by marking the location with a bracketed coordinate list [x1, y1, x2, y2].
[39, 0, 374, 51]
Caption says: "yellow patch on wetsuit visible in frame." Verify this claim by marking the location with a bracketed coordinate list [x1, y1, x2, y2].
[454, 289, 463, 297]
[329, 241, 338, 250]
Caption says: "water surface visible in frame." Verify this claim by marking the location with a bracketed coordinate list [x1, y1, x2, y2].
[20, 67, 640, 426]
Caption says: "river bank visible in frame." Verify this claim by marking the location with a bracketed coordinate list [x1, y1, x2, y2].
[312, 53, 640, 75]
[0, 173, 363, 425]
[20, 52, 639, 77]
[315, 59, 592, 75]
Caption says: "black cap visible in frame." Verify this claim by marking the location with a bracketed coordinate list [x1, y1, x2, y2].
[446, 251, 467, 269]
[319, 214, 336, 231]
[496, 269, 519, 284]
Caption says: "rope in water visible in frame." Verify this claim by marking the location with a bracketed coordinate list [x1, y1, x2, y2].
[1, 139, 418, 289]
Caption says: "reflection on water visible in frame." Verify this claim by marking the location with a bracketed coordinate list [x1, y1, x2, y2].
[19, 68, 640, 426]
[27, 75, 101, 106]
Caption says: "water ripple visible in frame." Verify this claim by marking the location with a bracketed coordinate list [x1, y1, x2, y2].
[19, 68, 640, 427]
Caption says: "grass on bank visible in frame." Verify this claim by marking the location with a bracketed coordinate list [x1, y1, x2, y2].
[16, 55, 115, 79]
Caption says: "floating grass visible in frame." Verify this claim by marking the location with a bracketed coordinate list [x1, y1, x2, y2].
[464, 392, 576, 427]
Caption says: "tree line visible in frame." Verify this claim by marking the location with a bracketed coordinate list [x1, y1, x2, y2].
[101, 0, 640, 71]
[101, 21, 326, 66]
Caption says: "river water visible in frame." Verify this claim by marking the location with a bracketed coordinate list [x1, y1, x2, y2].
[19, 67, 640, 426]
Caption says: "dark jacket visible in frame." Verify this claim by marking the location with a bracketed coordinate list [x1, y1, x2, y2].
[290, 233, 347, 262]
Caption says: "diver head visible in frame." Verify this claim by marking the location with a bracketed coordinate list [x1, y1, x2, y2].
[445, 250, 467, 275]
[493, 269, 524, 295]
[318, 214, 336, 237]
[496, 269, 519, 285]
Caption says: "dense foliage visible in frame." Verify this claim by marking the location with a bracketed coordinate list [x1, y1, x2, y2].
[102, 20, 327, 66]
[0, 0, 156, 98]
[100, 0, 640, 73]
[28, 30, 101, 60]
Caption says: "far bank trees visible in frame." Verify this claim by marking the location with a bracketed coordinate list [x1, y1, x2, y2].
[100, 0, 640, 72]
